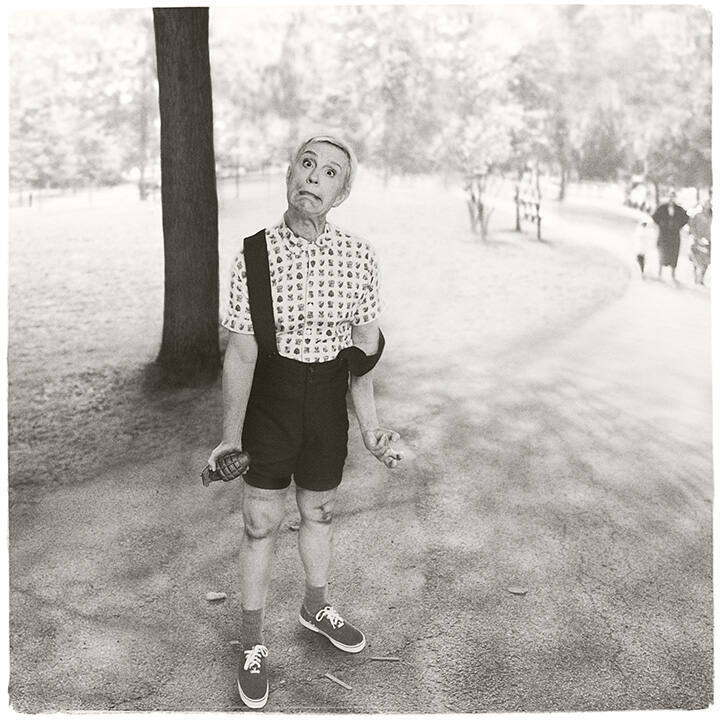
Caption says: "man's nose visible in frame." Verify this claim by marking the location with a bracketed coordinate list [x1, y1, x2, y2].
[306, 168, 319, 184]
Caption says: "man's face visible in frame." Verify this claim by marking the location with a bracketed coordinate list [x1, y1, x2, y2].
[286, 141, 350, 217]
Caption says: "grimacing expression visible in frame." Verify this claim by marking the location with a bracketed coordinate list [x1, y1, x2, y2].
[286, 142, 350, 217]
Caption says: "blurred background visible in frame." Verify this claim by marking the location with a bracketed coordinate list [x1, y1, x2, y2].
[8, 3, 712, 209]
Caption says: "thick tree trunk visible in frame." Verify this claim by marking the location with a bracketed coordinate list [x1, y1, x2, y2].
[153, 8, 220, 385]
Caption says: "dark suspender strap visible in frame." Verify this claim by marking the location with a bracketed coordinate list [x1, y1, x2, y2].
[243, 229, 278, 357]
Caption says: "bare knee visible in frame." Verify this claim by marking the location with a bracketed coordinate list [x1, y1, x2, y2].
[297, 490, 336, 525]
[308, 501, 334, 525]
[244, 516, 282, 541]
[243, 487, 285, 541]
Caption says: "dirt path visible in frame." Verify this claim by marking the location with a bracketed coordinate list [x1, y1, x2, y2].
[7, 180, 712, 713]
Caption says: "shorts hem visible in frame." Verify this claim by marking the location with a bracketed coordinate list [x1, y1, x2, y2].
[293, 476, 343, 492]
[242, 472, 292, 490]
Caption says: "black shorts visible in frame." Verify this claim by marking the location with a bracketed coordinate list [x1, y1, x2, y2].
[242, 354, 350, 491]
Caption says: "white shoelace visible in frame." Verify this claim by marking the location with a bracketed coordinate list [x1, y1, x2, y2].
[315, 605, 345, 629]
[243, 644, 268, 673]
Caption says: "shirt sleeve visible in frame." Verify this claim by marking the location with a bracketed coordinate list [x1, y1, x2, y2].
[352, 243, 382, 326]
[221, 250, 254, 334]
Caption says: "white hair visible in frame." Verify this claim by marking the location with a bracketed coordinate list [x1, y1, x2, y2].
[292, 135, 358, 196]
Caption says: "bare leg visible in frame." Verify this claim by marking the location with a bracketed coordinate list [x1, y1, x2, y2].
[296, 487, 338, 587]
[240, 483, 287, 609]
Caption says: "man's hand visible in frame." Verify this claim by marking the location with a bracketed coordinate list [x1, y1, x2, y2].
[362, 426, 403, 469]
[208, 442, 244, 471]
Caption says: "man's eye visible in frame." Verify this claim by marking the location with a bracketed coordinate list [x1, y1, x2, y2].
[302, 158, 313, 168]
[326, 169, 336, 177]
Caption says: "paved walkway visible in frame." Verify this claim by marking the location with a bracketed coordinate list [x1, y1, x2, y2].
[8, 201, 713, 713]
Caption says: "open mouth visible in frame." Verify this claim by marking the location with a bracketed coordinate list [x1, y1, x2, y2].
[298, 190, 321, 201]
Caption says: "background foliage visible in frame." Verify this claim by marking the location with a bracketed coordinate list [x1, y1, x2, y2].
[8, 4, 712, 195]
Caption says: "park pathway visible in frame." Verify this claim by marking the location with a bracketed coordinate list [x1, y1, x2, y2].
[290, 219, 712, 713]
[8, 195, 712, 713]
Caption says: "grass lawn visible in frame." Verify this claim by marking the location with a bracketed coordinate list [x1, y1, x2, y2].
[7, 171, 627, 513]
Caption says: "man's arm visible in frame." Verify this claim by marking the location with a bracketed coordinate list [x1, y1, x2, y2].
[349, 320, 402, 469]
[208, 331, 258, 469]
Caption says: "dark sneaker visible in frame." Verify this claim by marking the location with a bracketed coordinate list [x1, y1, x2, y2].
[237, 644, 269, 709]
[299, 604, 366, 653]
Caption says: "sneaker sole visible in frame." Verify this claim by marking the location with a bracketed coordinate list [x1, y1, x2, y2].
[236, 679, 268, 709]
[298, 614, 367, 653]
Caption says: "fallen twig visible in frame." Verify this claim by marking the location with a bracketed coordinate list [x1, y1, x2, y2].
[324, 673, 352, 691]
[369, 656, 400, 662]
[205, 591, 227, 601]
[507, 586, 528, 596]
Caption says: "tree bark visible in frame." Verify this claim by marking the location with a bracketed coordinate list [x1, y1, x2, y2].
[153, 7, 220, 385]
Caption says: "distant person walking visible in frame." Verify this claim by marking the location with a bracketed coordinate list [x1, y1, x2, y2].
[652, 189, 689, 282]
[688, 199, 712, 286]
[632, 212, 655, 278]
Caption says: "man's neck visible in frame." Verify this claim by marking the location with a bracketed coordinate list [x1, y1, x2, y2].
[284, 208, 327, 242]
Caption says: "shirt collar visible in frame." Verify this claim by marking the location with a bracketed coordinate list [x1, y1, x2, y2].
[274, 219, 334, 256]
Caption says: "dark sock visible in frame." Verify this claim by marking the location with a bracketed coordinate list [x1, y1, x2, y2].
[241, 607, 264, 647]
[303, 583, 328, 616]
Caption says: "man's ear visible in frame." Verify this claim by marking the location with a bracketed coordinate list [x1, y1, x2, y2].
[286, 164, 292, 184]
[332, 185, 350, 208]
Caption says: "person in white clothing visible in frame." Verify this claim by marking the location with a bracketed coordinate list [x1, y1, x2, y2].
[632, 212, 656, 278]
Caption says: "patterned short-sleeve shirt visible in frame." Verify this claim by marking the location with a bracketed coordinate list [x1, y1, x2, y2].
[222, 220, 381, 363]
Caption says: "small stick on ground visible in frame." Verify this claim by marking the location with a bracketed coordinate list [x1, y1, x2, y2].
[324, 673, 352, 691]
[369, 656, 400, 662]
[205, 591, 227, 601]
[507, 586, 528, 596]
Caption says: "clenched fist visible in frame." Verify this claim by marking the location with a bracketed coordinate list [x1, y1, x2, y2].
[362, 426, 403, 469]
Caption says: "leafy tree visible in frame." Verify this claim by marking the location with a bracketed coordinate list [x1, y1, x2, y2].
[615, 5, 711, 200]
[8, 9, 159, 194]
[576, 108, 628, 180]
[9, 4, 711, 203]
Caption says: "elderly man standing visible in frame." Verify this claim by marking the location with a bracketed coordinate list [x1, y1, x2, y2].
[208, 135, 401, 709]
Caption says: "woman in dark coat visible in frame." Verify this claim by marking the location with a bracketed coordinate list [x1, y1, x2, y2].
[652, 190, 689, 281]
